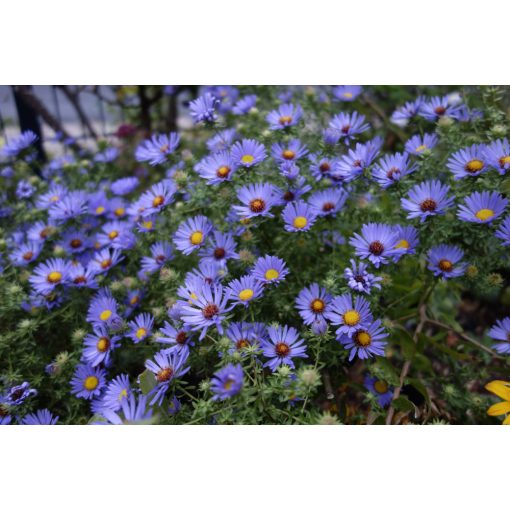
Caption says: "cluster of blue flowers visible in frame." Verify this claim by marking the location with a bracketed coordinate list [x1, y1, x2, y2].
[1, 85, 509, 425]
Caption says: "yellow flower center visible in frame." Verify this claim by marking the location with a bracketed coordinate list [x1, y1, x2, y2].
[152, 195, 164, 207]
[223, 380, 234, 390]
[343, 92, 353, 98]
[279, 115, 293, 125]
[241, 154, 255, 164]
[239, 289, 254, 301]
[142, 220, 153, 229]
[136, 327, 148, 340]
[311, 299, 325, 313]
[265, 269, 279, 280]
[118, 388, 128, 401]
[47, 271, 62, 284]
[415, 144, 427, 153]
[108, 230, 119, 240]
[438, 259, 453, 272]
[475, 208, 495, 221]
[343, 310, 361, 326]
[84, 376, 99, 391]
[50, 195, 59, 202]
[96, 337, 110, 352]
[374, 380, 388, 393]
[500, 155, 510, 167]
[293, 216, 308, 229]
[465, 159, 484, 172]
[395, 239, 409, 250]
[217, 165, 230, 177]
[114, 207, 125, 217]
[190, 231, 203, 245]
[95, 206, 105, 214]
[282, 150, 296, 160]
[355, 331, 372, 346]
[159, 143, 170, 153]
[99, 309, 112, 321]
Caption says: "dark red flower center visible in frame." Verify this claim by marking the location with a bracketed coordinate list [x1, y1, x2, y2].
[420, 198, 437, 212]
[202, 303, 219, 319]
[275, 342, 290, 357]
[369, 241, 384, 255]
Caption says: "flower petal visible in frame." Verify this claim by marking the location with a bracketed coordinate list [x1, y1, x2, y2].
[485, 380, 510, 401]
[487, 401, 510, 417]
[503, 414, 510, 425]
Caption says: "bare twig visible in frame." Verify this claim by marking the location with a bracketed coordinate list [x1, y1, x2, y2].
[362, 95, 407, 143]
[57, 86, 98, 140]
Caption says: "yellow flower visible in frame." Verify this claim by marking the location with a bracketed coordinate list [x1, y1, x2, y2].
[485, 380, 510, 425]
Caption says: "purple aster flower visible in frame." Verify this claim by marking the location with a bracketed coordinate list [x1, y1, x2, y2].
[332, 85, 362, 102]
[16, 180, 35, 199]
[9, 241, 42, 266]
[325, 293, 373, 337]
[309, 155, 337, 181]
[190, 259, 225, 286]
[173, 215, 213, 255]
[145, 350, 190, 405]
[61, 229, 91, 254]
[350, 223, 404, 268]
[419, 95, 462, 122]
[168, 396, 181, 416]
[126, 313, 154, 343]
[372, 152, 417, 189]
[141, 241, 173, 274]
[94, 147, 119, 163]
[484, 138, 510, 175]
[48, 191, 88, 222]
[308, 188, 348, 217]
[251, 255, 289, 285]
[200, 230, 239, 266]
[390, 97, 425, 126]
[277, 160, 301, 180]
[87, 191, 109, 217]
[274, 175, 311, 205]
[135, 133, 180, 166]
[111, 176, 139, 196]
[332, 138, 382, 182]
[232, 94, 257, 115]
[158, 321, 195, 355]
[282, 200, 318, 232]
[232, 182, 277, 219]
[194, 150, 238, 185]
[189, 93, 220, 123]
[339, 320, 388, 361]
[82, 325, 121, 367]
[427, 244, 466, 279]
[21, 409, 59, 425]
[344, 259, 382, 294]
[27, 220, 56, 244]
[295, 283, 332, 326]
[5, 382, 37, 406]
[226, 322, 258, 353]
[457, 191, 508, 224]
[488, 318, 510, 355]
[260, 325, 307, 371]
[211, 363, 244, 401]
[86, 289, 121, 328]
[266, 103, 303, 130]
[392, 225, 419, 261]
[495, 215, 510, 246]
[180, 283, 233, 340]
[68, 263, 99, 289]
[328, 111, 370, 144]
[228, 275, 264, 308]
[99, 374, 131, 411]
[405, 133, 438, 156]
[71, 363, 106, 400]
[401, 180, 454, 222]
[205, 86, 239, 113]
[1, 130, 38, 157]
[138, 180, 177, 217]
[231, 138, 266, 168]
[99, 393, 153, 425]
[29, 258, 71, 295]
[35, 183, 68, 209]
[206, 129, 237, 152]
[89, 247, 124, 274]
[97, 220, 136, 250]
[271, 139, 309, 163]
[364, 375, 393, 407]
[447, 144, 488, 179]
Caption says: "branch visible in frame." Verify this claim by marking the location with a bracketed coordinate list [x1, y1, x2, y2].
[56, 86, 98, 140]
[362, 95, 407, 144]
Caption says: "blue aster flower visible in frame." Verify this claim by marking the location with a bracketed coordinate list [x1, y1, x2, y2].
[372, 152, 417, 189]
[260, 325, 307, 371]
[100, 374, 132, 411]
[158, 321, 195, 355]
[343, 259, 382, 294]
[68, 263, 99, 289]
[447, 144, 488, 179]
[211, 363, 244, 401]
[29, 258, 71, 295]
[180, 283, 233, 340]
[48, 191, 88, 222]
[251, 255, 289, 285]
[495, 215, 510, 246]
[226, 322, 258, 353]
[364, 375, 393, 407]
[173, 215, 213, 255]
[295, 283, 332, 326]
[4, 382, 37, 406]
[1, 130, 38, 157]
[484, 138, 510, 175]
[457, 191, 508, 224]
[282, 200, 318, 232]
[205, 86, 239, 113]
[332, 85, 362, 102]
[15, 180, 35, 199]
[332, 137, 382, 182]
[488, 318, 510, 355]
[419, 95, 462, 121]
[206, 128, 237, 152]
[87, 191, 109, 217]
[135, 133, 180, 165]
[232, 94, 257, 115]
[61, 229, 91, 254]
[231, 138, 266, 168]
[82, 325, 121, 367]
[339, 320, 388, 361]
[71, 363, 106, 400]
[328, 111, 370, 144]
[427, 244, 466, 279]
[405, 133, 438, 156]
[89, 247, 124, 274]
[401, 180, 454, 222]
[99, 393, 153, 424]
[145, 350, 190, 405]
[110, 176, 139, 196]
[271, 139, 309, 163]
[141, 241, 173, 274]
[350, 223, 403, 268]
[308, 188, 348, 217]
[27, 220, 57, 244]
[138, 180, 177, 217]
[189, 92, 219, 123]
[96, 220, 136, 249]
[266, 103, 303, 130]
[86, 288, 121, 328]
[199, 230, 239, 266]
[9, 241, 42, 266]
[21, 409, 59, 425]
[392, 225, 419, 261]
[127, 313, 154, 343]
[232, 182, 277, 219]
[390, 97, 425, 126]
[325, 293, 373, 338]
[94, 147, 119, 163]
[194, 150, 238, 185]
[309, 154, 337, 181]
[228, 275, 264, 308]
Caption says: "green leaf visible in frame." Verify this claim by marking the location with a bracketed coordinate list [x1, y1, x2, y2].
[374, 358, 400, 387]
[392, 396, 415, 413]
[139, 369, 157, 395]
[406, 377, 431, 406]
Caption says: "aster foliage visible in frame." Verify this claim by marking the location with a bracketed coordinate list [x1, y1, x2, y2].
[1, 85, 510, 425]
